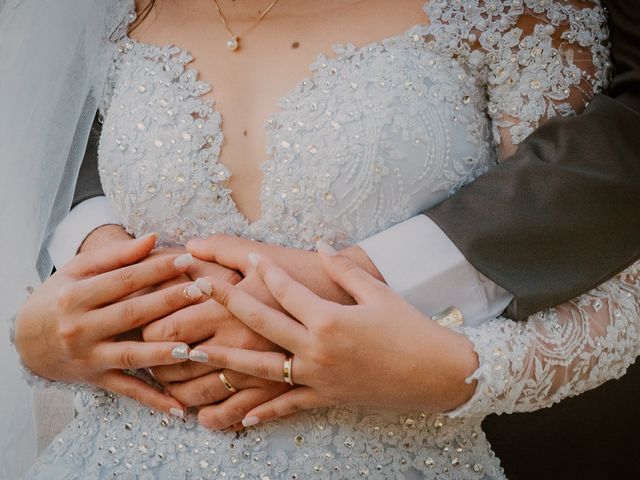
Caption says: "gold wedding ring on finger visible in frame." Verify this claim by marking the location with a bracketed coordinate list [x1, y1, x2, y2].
[218, 371, 237, 393]
[283, 355, 295, 386]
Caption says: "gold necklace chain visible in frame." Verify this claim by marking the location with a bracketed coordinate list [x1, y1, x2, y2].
[213, 0, 282, 52]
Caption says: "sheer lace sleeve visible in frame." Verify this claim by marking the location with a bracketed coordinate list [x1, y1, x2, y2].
[424, 0, 610, 157]
[448, 261, 640, 417]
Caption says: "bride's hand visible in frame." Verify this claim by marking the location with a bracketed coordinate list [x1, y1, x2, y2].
[140, 233, 374, 430]
[14, 233, 202, 417]
[185, 233, 385, 305]
[186, 251, 480, 427]
[79, 225, 244, 295]
[143, 271, 290, 430]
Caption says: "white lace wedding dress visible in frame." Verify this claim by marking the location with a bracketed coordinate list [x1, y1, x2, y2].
[24, 1, 640, 479]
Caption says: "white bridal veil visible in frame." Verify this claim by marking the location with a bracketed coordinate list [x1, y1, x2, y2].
[0, 0, 129, 476]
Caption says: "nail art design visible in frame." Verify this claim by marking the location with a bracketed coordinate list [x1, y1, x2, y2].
[242, 416, 260, 427]
[189, 350, 209, 363]
[316, 239, 337, 256]
[174, 253, 194, 269]
[169, 408, 185, 418]
[171, 344, 190, 360]
[183, 284, 203, 300]
[195, 277, 213, 295]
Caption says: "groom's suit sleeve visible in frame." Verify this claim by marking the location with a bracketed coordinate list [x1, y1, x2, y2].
[361, 0, 640, 321]
[424, 0, 640, 320]
[46, 116, 120, 265]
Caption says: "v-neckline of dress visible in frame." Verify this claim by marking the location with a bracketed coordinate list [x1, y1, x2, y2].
[121, 21, 430, 228]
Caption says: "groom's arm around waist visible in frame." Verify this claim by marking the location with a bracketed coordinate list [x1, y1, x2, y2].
[425, 0, 640, 320]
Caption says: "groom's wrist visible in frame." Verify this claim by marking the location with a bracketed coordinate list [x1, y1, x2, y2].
[78, 224, 133, 254]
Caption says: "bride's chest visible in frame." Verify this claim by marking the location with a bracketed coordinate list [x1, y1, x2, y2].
[98, 32, 494, 248]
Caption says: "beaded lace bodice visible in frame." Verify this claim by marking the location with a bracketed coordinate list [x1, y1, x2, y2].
[97, 18, 495, 250]
[26, 2, 640, 480]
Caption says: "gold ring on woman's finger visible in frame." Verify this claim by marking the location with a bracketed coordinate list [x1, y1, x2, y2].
[283, 355, 295, 386]
[218, 371, 237, 393]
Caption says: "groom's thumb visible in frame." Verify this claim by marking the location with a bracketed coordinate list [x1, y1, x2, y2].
[317, 242, 388, 305]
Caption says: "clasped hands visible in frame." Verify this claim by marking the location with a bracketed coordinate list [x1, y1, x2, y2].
[15, 230, 478, 431]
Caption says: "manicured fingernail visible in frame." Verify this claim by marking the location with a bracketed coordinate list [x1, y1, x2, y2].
[316, 240, 337, 256]
[174, 253, 194, 269]
[242, 416, 260, 427]
[248, 252, 260, 267]
[185, 284, 203, 300]
[189, 349, 209, 363]
[170, 407, 185, 418]
[195, 277, 213, 295]
[140, 232, 156, 240]
[171, 344, 190, 359]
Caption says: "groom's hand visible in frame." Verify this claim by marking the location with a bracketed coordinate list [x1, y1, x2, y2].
[143, 271, 292, 430]
[143, 233, 384, 430]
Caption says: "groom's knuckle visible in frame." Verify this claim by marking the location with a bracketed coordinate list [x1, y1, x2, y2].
[195, 381, 219, 403]
[58, 320, 83, 344]
[56, 287, 77, 311]
[214, 350, 229, 367]
[198, 411, 222, 430]
[226, 403, 248, 421]
[315, 315, 338, 337]
[285, 398, 303, 415]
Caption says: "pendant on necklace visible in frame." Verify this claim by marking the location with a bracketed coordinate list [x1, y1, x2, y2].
[226, 36, 240, 51]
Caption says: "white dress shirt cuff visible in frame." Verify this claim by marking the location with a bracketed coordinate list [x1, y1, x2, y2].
[358, 215, 513, 326]
[47, 196, 120, 269]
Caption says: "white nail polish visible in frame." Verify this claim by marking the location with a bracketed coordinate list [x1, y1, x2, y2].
[185, 284, 203, 300]
[174, 253, 194, 269]
[316, 240, 337, 256]
[189, 349, 209, 363]
[195, 277, 213, 295]
[242, 416, 260, 427]
[170, 408, 185, 418]
[171, 344, 190, 359]
[248, 252, 260, 267]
